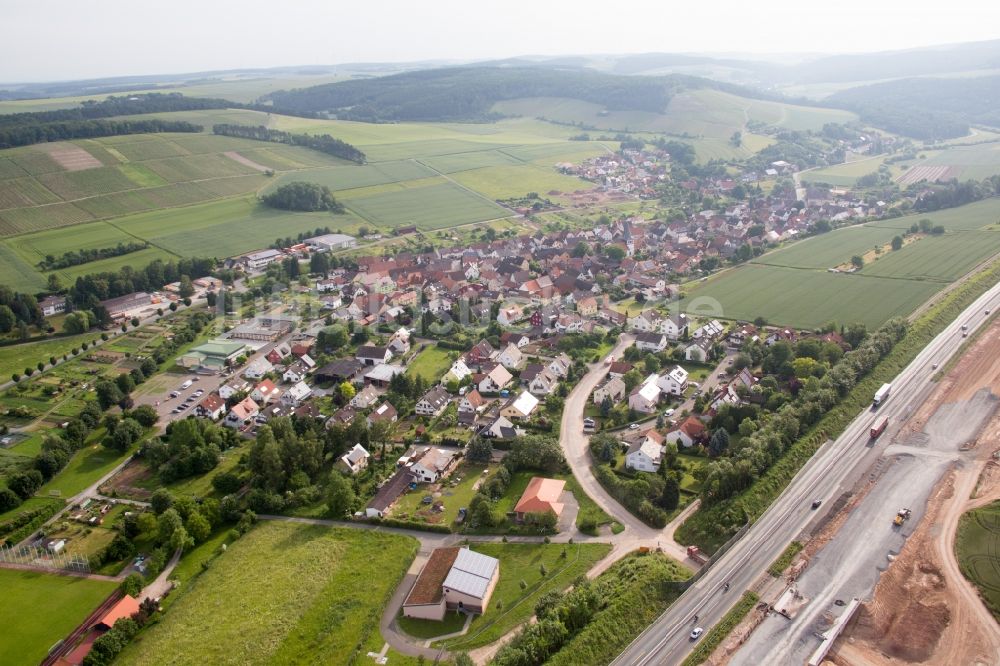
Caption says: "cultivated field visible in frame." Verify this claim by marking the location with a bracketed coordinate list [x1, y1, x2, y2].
[0, 569, 115, 666]
[861, 230, 1000, 281]
[956, 499, 1000, 620]
[681, 263, 940, 329]
[492, 89, 854, 140]
[119, 522, 418, 666]
[340, 180, 507, 230]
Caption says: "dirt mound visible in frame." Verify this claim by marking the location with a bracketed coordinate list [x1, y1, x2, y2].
[851, 554, 951, 662]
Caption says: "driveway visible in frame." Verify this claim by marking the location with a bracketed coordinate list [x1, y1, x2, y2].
[557, 490, 580, 533]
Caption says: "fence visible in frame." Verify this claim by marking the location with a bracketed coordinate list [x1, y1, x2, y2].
[0, 543, 91, 574]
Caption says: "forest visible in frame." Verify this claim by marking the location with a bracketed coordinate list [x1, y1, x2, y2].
[264, 66, 692, 122]
[260, 182, 344, 213]
[827, 75, 1000, 139]
[211, 124, 366, 163]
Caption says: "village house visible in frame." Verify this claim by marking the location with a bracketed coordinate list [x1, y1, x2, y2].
[388, 327, 411, 355]
[661, 312, 689, 340]
[513, 477, 566, 522]
[477, 364, 513, 394]
[628, 309, 662, 333]
[626, 430, 664, 473]
[500, 391, 540, 421]
[444, 358, 473, 384]
[480, 415, 517, 439]
[635, 331, 669, 353]
[628, 378, 661, 414]
[656, 366, 689, 396]
[225, 397, 259, 429]
[194, 393, 226, 420]
[338, 443, 370, 475]
[593, 376, 626, 404]
[608, 361, 633, 378]
[218, 377, 251, 401]
[666, 415, 707, 448]
[280, 381, 312, 407]
[243, 357, 274, 380]
[685, 337, 714, 362]
[546, 353, 573, 378]
[415, 386, 452, 417]
[497, 343, 524, 370]
[251, 379, 281, 405]
[350, 385, 380, 409]
[367, 402, 398, 427]
[528, 368, 559, 396]
[458, 389, 486, 413]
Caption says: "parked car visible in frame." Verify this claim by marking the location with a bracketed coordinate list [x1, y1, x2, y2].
[664, 408, 675, 417]
[629, 423, 639, 430]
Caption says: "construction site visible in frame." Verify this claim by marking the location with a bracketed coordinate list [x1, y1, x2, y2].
[706, 316, 1000, 666]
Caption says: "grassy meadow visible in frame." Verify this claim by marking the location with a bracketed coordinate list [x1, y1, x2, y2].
[0, 568, 115, 666]
[119, 522, 419, 666]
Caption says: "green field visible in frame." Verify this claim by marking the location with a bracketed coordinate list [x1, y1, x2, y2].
[753, 225, 902, 270]
[861, 230, 1000, 281]
[450, 163, 593, 199]
[37, 437, 132, 499]
[342, 180, 507, 230]
[0, 568, 115, 665]
[920, 142, 1000, 180]
[956, 499, 1000, 621]
[119, 522, 418, 666]
[804, 154, 896, 186]
[0, 333, 101, 379]
[404, 345, 457, 383]
[682, 263, 940, 329]
[873, 198, 1000, 232]
[438, 542, 612, 650]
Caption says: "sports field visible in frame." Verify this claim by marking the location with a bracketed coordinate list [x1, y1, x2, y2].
[956, 499, 1000, 621]
[118, 522, 418, 666]
[0, 568, 115, 666]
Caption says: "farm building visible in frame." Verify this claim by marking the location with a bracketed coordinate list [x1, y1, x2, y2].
[306, 233, 358, 252]
[365, 468, 415, 518]
[101, 292, 152, 317]
[402, 547, 500, 620]
[228, 317, 294, 342]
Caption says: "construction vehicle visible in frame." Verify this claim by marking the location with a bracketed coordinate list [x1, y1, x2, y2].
[870, 416, 889, 439]
[893, 508, 912, 526]
[873, 383, 892, 407]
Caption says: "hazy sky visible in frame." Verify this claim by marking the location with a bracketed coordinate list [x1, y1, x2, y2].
[3, 0, 1000, 82]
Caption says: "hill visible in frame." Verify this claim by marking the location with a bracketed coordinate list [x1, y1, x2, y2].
[827, 75, 1000, 139]
[264, 66, 722, 122]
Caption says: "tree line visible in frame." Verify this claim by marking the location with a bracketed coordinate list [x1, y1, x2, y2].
[38, 242, 149, 271]
[212, 124, 366, 164]
[0, 118, 202, 149]
[67, 256, 214, 312]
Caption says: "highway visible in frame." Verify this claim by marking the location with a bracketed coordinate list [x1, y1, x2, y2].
[612, 279, 1000, 666]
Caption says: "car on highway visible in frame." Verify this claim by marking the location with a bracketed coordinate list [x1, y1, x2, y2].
[962, 324, 969, 331]
[629, 423, 639, 429]
[987, 309, 991, 315]
[932, 363, 938, 369]
[811, 499, 822, 509]
[689, 627, 704, 640]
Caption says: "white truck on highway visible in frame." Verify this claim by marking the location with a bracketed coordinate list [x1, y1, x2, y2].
[873, 383, 891, 407]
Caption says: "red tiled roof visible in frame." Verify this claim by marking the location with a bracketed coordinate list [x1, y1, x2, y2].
[404, 547, 461, 606]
